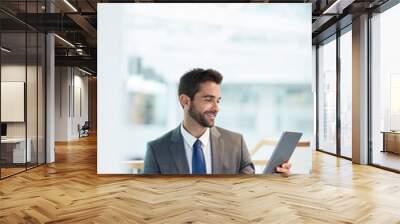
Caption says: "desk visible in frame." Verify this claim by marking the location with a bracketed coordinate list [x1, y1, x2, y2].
[381, 131, 400, 154]
[1, 138, 31, 163]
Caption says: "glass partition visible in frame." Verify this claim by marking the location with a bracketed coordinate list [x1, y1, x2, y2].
[1, 31, 28, 177]
[371, 3, 400, 171]
[38, 32, 45, 165]
[0, 1, 46, 179]
[317, 37, 337, 155]
[339, 29, 352, 158]
[27, 30, 38, 169]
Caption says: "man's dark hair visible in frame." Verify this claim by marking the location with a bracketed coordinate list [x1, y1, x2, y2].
[178, 68, 223, 99]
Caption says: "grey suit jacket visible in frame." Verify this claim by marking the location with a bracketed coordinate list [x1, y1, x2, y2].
[143, 125, 255, 174]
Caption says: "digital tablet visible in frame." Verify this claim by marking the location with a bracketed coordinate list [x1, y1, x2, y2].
[263, 131, 303, 174]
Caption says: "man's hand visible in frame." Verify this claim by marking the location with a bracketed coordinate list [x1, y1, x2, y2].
[275, 161, 291, 177]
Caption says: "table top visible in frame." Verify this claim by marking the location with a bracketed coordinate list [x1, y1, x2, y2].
[1, 138, 28, 143]
[381, 131, 400, 134]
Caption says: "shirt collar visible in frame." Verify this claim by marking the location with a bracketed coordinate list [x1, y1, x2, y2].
[180, 123, 210, 148]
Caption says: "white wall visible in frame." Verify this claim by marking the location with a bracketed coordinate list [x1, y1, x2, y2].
[73, 73, 89, 137]
[55, 67, 69, 141]
[55, 67, 89, 141]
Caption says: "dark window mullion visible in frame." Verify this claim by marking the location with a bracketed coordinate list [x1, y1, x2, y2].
[316, 45, 320, 151]
[367, 11, 373, 165]
[0, 26, 2, 179]
[336, 30, 341, 157]
[25, 0, 28, 171]
[36, 0, 39, 167]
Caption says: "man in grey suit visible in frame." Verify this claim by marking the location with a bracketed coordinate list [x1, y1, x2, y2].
[144, 68, 291, 175]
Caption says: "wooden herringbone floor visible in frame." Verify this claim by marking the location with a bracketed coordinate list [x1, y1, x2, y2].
[1, 134, 400, 224]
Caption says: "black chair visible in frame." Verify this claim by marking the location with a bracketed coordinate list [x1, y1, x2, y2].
[79, 121, 90, 138]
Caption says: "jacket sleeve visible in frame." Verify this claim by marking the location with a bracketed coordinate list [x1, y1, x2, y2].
[143, 143, 161, 174]
[239, 135, 255, 174]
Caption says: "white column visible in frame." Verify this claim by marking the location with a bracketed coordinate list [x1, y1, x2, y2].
[45, 0, 56, 163]
[46, 32, 55, 163]
[352, 14, 369, 164]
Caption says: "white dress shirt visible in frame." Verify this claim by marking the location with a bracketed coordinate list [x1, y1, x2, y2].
[180, 124, 212, 174]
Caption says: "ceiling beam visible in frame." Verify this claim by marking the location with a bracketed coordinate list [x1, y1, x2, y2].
[67, 13, 97, 46]
[55, 55, 96, 71]
[323, 0, 356, 14]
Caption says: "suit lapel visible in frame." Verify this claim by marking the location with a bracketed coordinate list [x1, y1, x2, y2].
[169, 126, 190, 174]
[211, 127, 224, 174]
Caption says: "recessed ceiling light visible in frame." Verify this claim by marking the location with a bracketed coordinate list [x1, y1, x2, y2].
[1, 47, 11, 53]
[54, 34, 75, 48]
[63, 0, 78, 12]
[78, 67, 93, 76]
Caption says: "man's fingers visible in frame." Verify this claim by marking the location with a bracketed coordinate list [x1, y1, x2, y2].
[276, 167, 288, 173]
[281, 162, 291, 169]
[275, 161, 292, 173]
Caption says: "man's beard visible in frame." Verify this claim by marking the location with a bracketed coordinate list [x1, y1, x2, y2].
[188, 105, 216, 128]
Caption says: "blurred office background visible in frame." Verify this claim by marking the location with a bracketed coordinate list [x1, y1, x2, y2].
[98, 3, 313, 174]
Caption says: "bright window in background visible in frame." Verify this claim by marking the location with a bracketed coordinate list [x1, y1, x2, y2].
[390, 75, 400, 128]
[340, 29, 352, 158]
[318, 37, 337, 155]
[98, 3, 313, 174]
[371, 3, 400, 171]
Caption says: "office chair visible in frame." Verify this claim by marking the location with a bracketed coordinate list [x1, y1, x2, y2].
[79, 121, 90, 138]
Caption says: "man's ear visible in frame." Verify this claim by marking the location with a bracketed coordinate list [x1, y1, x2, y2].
[179, 94, 190, 109]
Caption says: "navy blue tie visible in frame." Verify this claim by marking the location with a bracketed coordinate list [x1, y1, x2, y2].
[192, 139, 206, 174]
